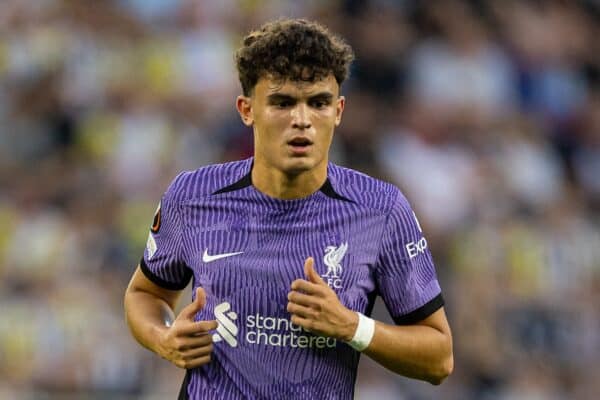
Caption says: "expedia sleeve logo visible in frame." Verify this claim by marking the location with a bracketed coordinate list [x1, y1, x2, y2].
[405, 211, 428, 259]
[150, 202, 161, 233]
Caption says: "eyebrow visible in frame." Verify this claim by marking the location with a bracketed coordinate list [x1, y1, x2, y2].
[309, 92, 334, 101]
[267, 92, 335, 102]
[267, 94, 295, 103]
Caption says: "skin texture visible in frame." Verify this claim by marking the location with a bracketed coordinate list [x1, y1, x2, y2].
[236, 74, 344, 199]
[125, 268, 217, 369]
[287, 258, 453, 385]
[125, 73, 453, 384]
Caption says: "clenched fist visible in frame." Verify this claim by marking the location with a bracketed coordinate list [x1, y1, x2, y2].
[287, 257, 358, 342]
[157, 287, 218, 369]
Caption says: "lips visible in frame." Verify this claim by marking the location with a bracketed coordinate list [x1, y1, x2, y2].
[287, 136, 313, 155]
[287, 137, 313, 147]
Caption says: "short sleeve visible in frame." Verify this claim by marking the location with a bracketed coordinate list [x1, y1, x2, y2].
[375, 191, 444, 325]
[140, 177, 192, 290]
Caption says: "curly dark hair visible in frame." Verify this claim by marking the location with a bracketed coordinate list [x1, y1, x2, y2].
[235, 18, 355, 96]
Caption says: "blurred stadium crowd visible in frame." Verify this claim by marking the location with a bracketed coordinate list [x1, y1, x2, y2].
[1, 0, 599, 399]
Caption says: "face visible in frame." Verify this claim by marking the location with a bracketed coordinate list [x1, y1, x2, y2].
[237, 74, 345, 176]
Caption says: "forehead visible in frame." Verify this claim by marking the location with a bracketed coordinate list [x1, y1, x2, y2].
[253, 74, 339, 98]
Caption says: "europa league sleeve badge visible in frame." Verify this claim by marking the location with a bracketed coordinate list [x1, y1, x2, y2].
[150, 202, 161, 233]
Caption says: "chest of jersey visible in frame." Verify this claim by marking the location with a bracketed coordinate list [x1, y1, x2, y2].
[180, 195, 383, 313]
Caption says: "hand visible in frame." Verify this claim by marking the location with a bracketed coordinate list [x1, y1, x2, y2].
[287, 257, 358, 341]
[157, 287, 217, 369]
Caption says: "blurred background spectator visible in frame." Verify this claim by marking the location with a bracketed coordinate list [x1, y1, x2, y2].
[1, 0, 598, 399]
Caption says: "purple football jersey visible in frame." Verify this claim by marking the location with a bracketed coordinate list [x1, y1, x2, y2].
[141, 158, 443, 400]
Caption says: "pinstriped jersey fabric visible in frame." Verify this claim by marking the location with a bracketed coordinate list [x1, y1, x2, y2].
[141, 158, 443, 400]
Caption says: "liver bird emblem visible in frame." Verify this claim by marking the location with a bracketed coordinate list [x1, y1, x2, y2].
[323, 242, 348, 278]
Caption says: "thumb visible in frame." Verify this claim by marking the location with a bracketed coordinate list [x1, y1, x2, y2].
[179, 287, 206, 320]
[304, 257, 325, 285]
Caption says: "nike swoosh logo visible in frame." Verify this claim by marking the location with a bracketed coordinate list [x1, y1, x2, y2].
[202, 249, 244, 263]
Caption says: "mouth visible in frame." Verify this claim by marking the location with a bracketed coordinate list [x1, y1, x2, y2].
[286, 137, 313, 155]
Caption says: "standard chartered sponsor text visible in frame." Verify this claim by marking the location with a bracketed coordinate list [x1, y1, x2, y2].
[246, 314, 337, 348]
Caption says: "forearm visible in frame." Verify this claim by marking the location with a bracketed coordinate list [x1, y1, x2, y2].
[362, 320, 453, 385]
[125, 273, 217, 369]
[287, 261, 453, 384]
[124, 287, 174, 355]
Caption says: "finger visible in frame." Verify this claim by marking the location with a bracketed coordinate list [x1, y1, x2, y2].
[290, 279, 322, 295]
[181, 354, 212, 369]
[176, 333, 214, 350]
[177, 320, 218, 336]
[304, 257, 325, 285]
[290, 314, 315, 332]
[287, 302, 316, 319]
[287, 290, 317, 307]
[182, 344, 213, 360]
[179, 287, 207, 321]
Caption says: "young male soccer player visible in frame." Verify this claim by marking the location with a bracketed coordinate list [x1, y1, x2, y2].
[124, 18, 453, 399]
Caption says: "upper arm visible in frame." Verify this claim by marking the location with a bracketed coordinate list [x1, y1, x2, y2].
[127, 174, 193, 311]
[125, 265, 184, 311]
[140, 175, 193, 291]
[415, 307, 452, 338]
[375, 191, 444, 324]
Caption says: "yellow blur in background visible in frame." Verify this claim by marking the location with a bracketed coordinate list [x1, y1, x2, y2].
[1, 1, 599, 399]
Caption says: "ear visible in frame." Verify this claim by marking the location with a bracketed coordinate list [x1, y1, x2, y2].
[236, 95, 254, 126]
[334, 96, 345, 127]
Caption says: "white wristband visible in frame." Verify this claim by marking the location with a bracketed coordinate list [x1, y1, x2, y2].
[347, 312, 375, 352]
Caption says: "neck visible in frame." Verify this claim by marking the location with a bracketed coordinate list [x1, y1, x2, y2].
[251, 159, 328, 200]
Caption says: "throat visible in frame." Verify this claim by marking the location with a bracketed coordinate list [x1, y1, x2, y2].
[251, 164, 326, 200]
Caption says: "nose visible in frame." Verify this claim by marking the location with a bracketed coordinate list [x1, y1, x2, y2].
[291, 103, 311, 130]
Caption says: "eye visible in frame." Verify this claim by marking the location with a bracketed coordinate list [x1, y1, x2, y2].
[311, 99, 330, 109]
[271, 98, 295, 109]
[276, 101, 293, 109]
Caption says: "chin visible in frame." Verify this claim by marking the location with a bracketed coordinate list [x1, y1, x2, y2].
[280, 157, 316, 175]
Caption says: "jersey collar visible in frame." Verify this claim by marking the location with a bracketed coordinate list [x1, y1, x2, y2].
[212, 168, 352, 203]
